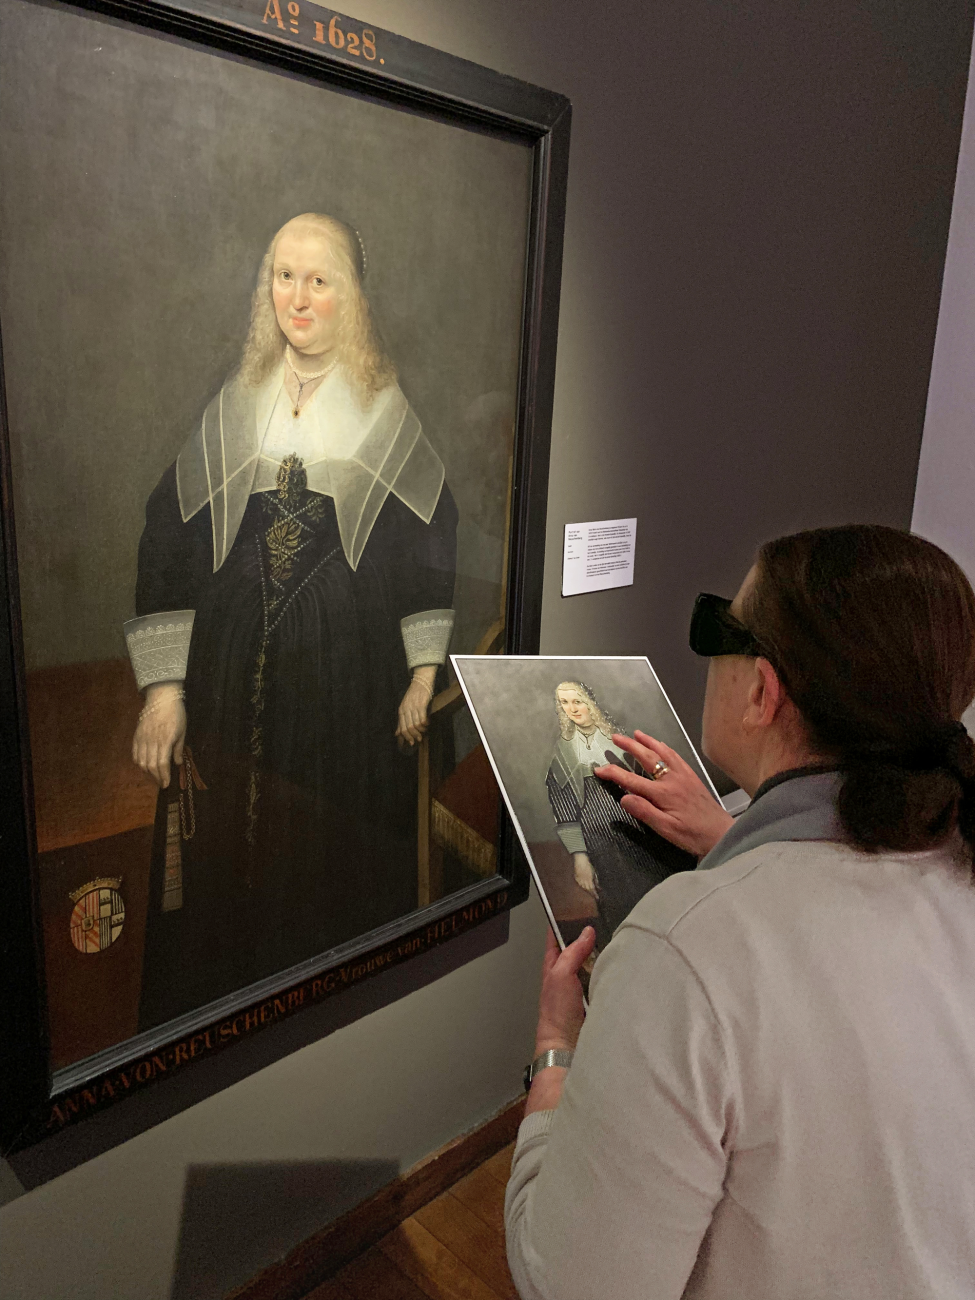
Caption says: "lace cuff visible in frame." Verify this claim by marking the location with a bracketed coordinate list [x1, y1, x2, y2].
[400, 608, 455, 669]
[124, 611, 195, 690]
[556, 822, 587, 855]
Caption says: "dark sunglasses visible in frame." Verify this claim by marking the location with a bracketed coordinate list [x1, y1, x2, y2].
[689, 592, 766, 659]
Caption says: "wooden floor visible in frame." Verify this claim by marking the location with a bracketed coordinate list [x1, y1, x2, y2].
[304, 1143, 516, 1300]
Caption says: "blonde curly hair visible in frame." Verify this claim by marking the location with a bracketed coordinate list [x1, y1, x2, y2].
[237, 212, 396, 403]
[554, 681, 622, 742]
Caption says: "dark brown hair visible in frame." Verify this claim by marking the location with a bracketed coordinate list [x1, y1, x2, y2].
[743, 525, 975, 858]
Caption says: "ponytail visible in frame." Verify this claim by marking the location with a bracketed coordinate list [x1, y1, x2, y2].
[837, 722, 975, 854]
[744, 526, 975, 864]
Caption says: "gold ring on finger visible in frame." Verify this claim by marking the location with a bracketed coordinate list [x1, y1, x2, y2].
[651, 760, 670, 779]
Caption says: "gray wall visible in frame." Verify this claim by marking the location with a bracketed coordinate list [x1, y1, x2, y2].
[912, 35, 975, 732]
[2, 0, 972, 1296]
[533, 0, 974, 744]
[914, 36, 975, 573]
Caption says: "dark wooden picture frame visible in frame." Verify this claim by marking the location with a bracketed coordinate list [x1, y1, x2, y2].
[0, 0, 569, 1153]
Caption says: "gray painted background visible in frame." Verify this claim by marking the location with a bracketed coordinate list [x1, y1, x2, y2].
[0, 0, 531, 669]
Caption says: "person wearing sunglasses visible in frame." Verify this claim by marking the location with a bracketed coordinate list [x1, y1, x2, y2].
[506, 524, 975, 1300]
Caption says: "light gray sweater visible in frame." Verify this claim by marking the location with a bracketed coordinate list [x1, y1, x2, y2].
[505, 836, 975, 1298]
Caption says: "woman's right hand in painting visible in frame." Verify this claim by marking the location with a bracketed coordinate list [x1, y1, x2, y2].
[396, 665, 438, 748]
[572, 852, 599, 897]
[132, 681, 187, 789]
[594, 730, 735, 859]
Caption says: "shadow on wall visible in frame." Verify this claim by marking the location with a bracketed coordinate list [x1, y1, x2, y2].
[169, 1157, 398, 1300]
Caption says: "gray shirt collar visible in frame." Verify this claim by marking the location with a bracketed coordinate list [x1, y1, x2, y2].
[698, 768, 843, 872]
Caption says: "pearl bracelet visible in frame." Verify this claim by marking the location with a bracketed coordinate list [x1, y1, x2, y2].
[139, 688, 186, 722]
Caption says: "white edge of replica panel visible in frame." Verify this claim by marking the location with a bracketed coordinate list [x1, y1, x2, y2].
[450, 654, 722, 950]
[635, 654, 722, 803]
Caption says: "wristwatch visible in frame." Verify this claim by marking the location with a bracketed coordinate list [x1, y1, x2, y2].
[523, 1048, 574, 1092]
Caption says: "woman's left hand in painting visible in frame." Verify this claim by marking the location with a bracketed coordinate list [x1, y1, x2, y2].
[396, 665, 438, 747]
[132, 681, 187, 789]
[572, 851, 599, 897]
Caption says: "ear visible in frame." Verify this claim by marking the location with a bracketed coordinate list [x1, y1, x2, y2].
[743, 657, 788, 731]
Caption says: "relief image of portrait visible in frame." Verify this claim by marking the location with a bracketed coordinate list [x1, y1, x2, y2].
[546, 680, 692, 951]
[124, 213, 458, 1030]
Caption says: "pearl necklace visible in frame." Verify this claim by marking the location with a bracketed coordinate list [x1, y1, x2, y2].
[286, 345, 337, 417]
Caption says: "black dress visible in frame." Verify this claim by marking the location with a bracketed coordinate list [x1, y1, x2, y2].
[135, 455, 457, 1029]
[547, 763, 694, 951]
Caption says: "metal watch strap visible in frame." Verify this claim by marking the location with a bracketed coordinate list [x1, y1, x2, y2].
[523, 1048, 574, 1091]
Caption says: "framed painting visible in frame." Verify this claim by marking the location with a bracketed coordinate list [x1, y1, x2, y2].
[0, 0, 568, 1151]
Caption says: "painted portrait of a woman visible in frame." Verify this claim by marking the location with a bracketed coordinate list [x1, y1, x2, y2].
[124, 212, 457, 1029]
[547, 680, 692, 950]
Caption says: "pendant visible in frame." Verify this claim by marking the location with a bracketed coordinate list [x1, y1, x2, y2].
[292, 407, 300, 418]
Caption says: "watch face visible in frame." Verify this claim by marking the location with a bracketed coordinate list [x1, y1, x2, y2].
[523, 1064, 533, 1092]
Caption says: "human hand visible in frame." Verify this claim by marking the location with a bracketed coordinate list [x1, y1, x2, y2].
[535, 925, 597, 1056]
[395, 667, 437, 746]
[572, 851, 599, 897]
[594, 730, 734, 858]
[132, 682, 186, 789]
